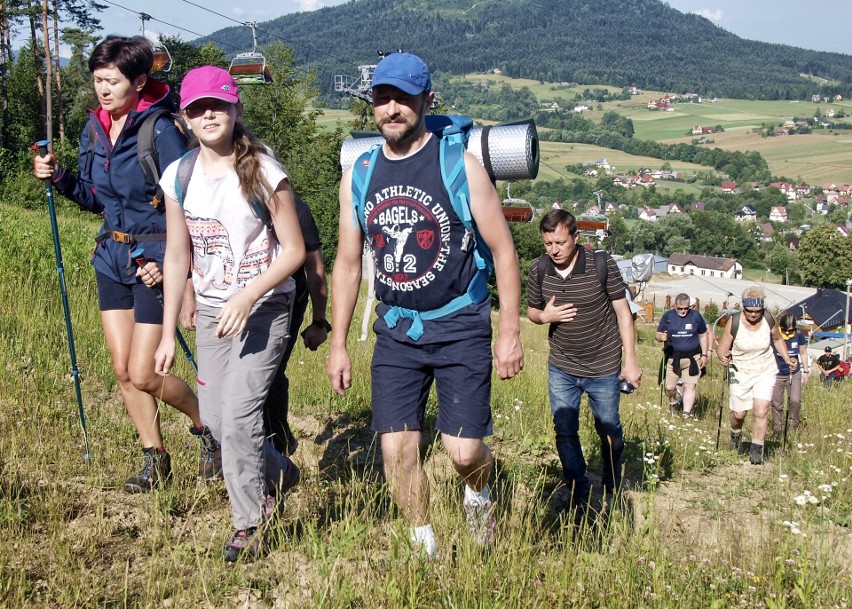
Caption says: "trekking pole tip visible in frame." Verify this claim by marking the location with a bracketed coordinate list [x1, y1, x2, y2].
[82, 452, 93, 464]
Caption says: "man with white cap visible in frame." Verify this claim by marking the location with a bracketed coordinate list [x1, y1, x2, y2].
[327, 52, 524, 558]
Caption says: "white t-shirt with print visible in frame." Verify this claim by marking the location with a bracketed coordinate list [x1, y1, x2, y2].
[160, 153, 295, 308]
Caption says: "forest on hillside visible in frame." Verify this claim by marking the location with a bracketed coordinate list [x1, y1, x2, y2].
[209, 0, 852, 101]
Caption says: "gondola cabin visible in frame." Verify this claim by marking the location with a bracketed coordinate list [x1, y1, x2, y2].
[228, 52, 273, 85]
[151, 47, 172, 73]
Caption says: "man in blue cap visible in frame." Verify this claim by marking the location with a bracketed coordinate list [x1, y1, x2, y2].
[327, 53, 524, 558]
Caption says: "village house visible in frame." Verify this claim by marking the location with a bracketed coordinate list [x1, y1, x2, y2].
[787, 236, 800, 250]
[735, 205, 758, 222]
[758, 222, 775, 243]
[691, 202, 705, 212]
[604, 201, 620, 214]
[837, 225, 850, 237]
[691, 125, 715, 135]
[769, 206, 788, 222]
[639, 207, 658, 222]
[667, 253, 742, 279]
[721, 181, 737, 194]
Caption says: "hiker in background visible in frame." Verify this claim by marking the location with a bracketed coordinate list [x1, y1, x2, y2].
[716, 287, 797, 465]
[655, 293, 709, 418]
[527, 209, 642, 519]
[263, 194, 328, 455]
[327, 52, 524, 559]
[154, 66, 305, 562]
[32, 36, 217, 492]
[816, 346, 841, 388]
[770, 314, 808, 435]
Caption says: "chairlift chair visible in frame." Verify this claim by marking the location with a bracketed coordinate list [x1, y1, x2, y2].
[228, 22, 273, 85]
[501, 198, 533, 223]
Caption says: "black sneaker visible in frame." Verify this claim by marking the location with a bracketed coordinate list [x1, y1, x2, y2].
[190, 425, 222, 481]
[223, 527, 268, 563]
[124, 447, 172, 493]
[749, 443, 764, 465]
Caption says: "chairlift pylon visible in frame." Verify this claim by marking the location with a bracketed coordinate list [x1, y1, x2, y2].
[139, 13, 171, 73]
[228, 22, 273, 85]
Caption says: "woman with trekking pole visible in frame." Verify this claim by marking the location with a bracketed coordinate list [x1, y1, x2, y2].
[154, 66, 305, 563]
[770, 314, 808, 441]
[715, 287, 797, 465]
[32, 36, 220, 492]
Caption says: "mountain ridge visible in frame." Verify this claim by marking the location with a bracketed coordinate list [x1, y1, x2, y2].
[208, 0, 852, 100]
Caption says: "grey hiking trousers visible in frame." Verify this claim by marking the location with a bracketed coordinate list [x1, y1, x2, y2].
[195, 292, 294, 530]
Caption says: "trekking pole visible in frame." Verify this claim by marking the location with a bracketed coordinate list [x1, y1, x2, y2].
[33, 140, 92, 464]
[715, 364, 729, 452]
[130, 248, 198, 373]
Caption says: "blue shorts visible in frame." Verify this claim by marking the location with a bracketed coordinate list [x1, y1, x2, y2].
[370, 332, 493, 438]
[96, 271, 163, 324]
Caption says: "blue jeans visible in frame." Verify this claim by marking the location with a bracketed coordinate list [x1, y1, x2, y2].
[548, 366, 624, 502]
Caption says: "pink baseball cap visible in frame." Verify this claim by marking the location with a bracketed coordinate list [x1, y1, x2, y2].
[179, 66, 240, 109]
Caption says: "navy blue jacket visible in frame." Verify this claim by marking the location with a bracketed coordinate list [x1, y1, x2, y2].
[53, 79, 186, 283]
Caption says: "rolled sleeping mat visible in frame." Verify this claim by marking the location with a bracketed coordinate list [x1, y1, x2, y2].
[339, 119, 539, 181]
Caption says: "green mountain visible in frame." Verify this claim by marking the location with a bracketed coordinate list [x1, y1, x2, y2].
[209, 0, 852, 100]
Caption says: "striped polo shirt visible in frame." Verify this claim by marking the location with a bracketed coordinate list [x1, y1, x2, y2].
[527, 248, 627, 377]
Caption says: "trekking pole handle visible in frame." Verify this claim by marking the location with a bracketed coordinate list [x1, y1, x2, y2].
[130, 247, 161, 291]
[33, 139, 53, 184]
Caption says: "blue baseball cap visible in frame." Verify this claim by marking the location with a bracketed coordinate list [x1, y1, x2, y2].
[371, 53, 432, 96]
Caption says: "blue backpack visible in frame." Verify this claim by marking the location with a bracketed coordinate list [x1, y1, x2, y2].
[351, 114, 494, 340]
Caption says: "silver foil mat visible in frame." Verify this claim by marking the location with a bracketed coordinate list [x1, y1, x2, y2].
[339, 120, 539, 181]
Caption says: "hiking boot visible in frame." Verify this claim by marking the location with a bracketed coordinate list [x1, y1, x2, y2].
[190, 425, 222, 481]
[464, 499, 496, 546]
[749, 443, 764, 465]
[124, 447, 172, 493]
[223, 527, 268, 563]
[730, 431, 742, 453]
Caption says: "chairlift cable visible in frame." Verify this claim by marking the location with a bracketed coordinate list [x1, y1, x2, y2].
[176, 0, 354, 66]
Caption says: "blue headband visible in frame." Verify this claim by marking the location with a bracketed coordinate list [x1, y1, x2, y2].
[742, 298, 764, 308]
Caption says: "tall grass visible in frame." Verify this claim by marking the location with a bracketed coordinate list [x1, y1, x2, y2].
[0, 202, 849, 608]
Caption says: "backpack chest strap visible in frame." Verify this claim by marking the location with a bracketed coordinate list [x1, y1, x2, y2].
[382, 271, 489, 340]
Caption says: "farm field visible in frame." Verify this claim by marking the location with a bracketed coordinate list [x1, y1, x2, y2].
[449, 74, 852, 185]
[1, 203, 849, 607]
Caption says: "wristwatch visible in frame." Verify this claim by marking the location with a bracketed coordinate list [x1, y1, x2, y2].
[311, 319, 332, 332]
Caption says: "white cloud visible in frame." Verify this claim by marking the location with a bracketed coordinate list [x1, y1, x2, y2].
[232, 8, 245, 18]
[296, 0, 322, 10]
[691, 8, 723, 22]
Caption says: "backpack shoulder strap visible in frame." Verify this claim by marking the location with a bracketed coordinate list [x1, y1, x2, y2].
[137, 107, 171, 187]
[351, 145, 381, 233]
[438, 132, 494, 276]
[174, 148, 201, 208]
[593, 249, 608, 293]
[764, 310, 776, 330]
[730, 312, 741, 340]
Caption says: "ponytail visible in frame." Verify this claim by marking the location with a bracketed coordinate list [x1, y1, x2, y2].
[233, 122, 278, 223]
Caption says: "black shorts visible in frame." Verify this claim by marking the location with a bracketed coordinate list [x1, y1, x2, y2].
[96, 271, 163, 324]
[370, 332, 493, 438]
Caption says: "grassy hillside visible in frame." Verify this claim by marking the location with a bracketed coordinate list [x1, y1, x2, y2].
[1, 203, 849, 607]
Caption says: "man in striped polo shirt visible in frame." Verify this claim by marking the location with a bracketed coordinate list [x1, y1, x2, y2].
[527, 209, 642, 517]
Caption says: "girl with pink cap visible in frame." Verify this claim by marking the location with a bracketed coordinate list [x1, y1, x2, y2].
[154, 66, 305, 562]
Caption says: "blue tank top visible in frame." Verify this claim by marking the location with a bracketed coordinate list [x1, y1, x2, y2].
[365, 136, 490, 344]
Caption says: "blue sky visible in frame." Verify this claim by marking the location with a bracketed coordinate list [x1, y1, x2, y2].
[16, 0, 852, 57]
